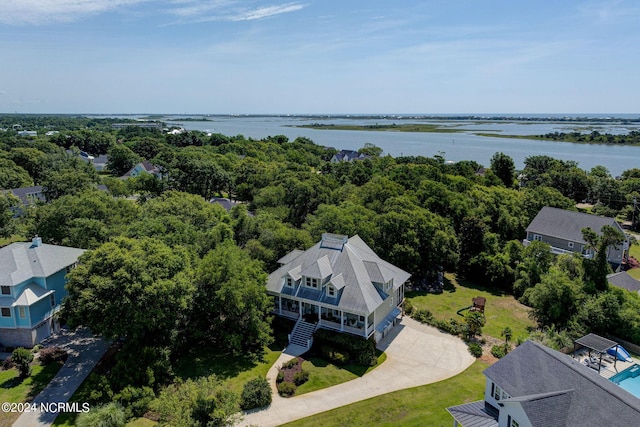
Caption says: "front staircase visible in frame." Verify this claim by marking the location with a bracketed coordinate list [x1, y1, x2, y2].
[288, 319, 317, 350]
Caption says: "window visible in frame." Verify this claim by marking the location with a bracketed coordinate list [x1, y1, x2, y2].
[1, 307, 10, 317]
[533, 234, 542, 241]
[568, 242, 574, 248]
[385, 280, 393, 291]
[511, 419, 520, 427]
[328, 286, 335, 297]
[50, 293, 56, 307]
[305, 277, 318, 289]
[0, 286, 10, 295]
[493, 384, 510, 401]
[359, 315, 364, 322]
[18, 307, 25, 319]
[285, 277, 293, 288]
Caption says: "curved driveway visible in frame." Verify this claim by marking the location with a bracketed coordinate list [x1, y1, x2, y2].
[239, 317, 475, 426]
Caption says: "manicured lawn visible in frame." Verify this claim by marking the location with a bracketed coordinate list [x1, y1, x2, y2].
[407, 272, 535, 341]
[0, 363, 64, 426]
[296, 352, 387, 395]
[282, 359, 488, 427]
[174, 345, 281, 394]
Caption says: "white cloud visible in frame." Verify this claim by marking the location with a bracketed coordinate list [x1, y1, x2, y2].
[169, 1, 306, 23]
[0, 0, 148, 25]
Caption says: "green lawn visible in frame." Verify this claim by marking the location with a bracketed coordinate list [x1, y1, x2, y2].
[282, 359, 488, 427]
[0, 363, 63, 426]
[407, 273, 535, 341]
[296, 352, 387, 395]
[173, 345, 281, 395]
[627, 241, 640, 279]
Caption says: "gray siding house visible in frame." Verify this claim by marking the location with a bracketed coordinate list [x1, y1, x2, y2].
[448, 340, 640, 427]
[267, 234, 410, 347]
[524, 206, 629, 266]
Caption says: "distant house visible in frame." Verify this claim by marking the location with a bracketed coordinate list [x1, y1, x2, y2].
[607, 271, 640, 293]
[447, 340, 640, 427]
[0, 237, 85, 347]
[267, 234, 410, 350]
[524, 207, 629, 267]
[209, 197, 240, 212]
[120, 161, 163, 179]
[330, 150, 368, 163]
[17, 130, 37, 137]
[2, 186, 45, 216]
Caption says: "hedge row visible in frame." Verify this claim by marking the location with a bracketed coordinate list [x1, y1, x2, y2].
[313, 328, 377, 366]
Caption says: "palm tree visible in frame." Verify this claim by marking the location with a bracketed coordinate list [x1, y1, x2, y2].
[501, 327, 513, 346]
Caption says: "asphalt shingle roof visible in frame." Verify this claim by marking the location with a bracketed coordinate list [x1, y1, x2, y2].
[607, 271, 640, 292]
[0, 241, 85, 287]
[483, 340, 640, 426]
[526, 206, 624, 244]
[267, 235, 410, 314]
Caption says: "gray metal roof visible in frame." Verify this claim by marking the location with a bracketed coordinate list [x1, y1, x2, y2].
[574, 333, 618, 353]
[0, 241, 85, 287]
[526, 206, 624, 244]
[447, 400, 498, 427]
[4, 186, 45, 205]
[483, 340, 640, 426]
[267, 235, 410, 315]
[607, 271, 640, 292]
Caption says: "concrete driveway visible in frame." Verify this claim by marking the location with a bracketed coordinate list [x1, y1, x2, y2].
[238, 316, 475, 426]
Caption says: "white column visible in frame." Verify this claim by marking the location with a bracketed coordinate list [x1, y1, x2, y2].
[340, 311, 344, 331]
[278, 296, 282, 315]
[364, 315, 368, 337]
[318, 305, 321, 322]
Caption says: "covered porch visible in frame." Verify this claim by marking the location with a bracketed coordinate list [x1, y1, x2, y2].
[272, 295, 375, 338]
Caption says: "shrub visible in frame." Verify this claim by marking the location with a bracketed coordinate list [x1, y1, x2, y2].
[114, 385, 155, 418]
[293, 369, 310, 386]
[404, 299, 414, 315]
[491, 344, 508, 359]
[2, 356, 13, 370]
[277, 381, 296, 397]
[314, 329, 376, 366]
[240, 377, 272, 410]
[12, 348, 33, 377]
[31, 344, 43, 353]
[281, 358, 301, 370]
[276, 371, 284, 384]
[38, 347, 68, 365]
[468, 342, 483, 358]
[412, 308, 434, 323]
[76, 402, 127, 427]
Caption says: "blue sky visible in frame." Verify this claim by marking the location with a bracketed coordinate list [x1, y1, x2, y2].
[1, 0, 638, 114]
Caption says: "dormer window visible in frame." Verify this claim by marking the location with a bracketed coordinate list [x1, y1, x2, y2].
[285, 277, 294, 288]
[305, 277, 319, 289]
[493, 384, 510, 401]
[385, 279, 393, 291]
[1, 286, 10, 295]
[328, 286, 335, 297]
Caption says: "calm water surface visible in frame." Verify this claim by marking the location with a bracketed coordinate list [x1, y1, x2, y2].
[171, 117, 640, 176]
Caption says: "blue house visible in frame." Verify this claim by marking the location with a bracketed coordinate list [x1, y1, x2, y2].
[0, 237, 85, 348]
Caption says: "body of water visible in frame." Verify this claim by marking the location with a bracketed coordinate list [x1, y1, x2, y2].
[163, 116, 640, 176]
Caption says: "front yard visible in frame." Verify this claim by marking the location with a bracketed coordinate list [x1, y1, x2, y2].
[406, 272, 535, 341]
[0, 362, 63, 426]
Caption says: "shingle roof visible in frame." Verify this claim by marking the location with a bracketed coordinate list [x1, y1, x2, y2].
[267, 235, 410, 314]
[526, 206, 624, 244]
[0, 241, 85, 287]
[607, 271, 640, 292]
[12, 283, 53, 306]
[4, 186, 45, 205]
[483, 340, 640, 426]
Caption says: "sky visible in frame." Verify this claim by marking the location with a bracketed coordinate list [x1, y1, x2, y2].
[0, 0, 639, 114]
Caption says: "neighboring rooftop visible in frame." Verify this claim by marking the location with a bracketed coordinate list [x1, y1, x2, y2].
[608, 271, 640, 292]
[526, 206, 624, 244]
[483, 340, 640, 426]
